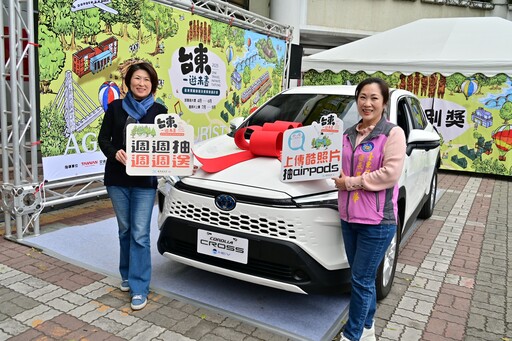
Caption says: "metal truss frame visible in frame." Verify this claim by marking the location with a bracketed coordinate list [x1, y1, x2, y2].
[1, 0, 292, 240]
[1, 0, 43, 241]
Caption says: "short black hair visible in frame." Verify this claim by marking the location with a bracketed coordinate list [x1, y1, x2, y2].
[125, 62, 159, 95]
[355, 77, 390, 105]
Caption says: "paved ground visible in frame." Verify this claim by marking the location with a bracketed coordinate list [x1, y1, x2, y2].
[0, 171, 511, 341]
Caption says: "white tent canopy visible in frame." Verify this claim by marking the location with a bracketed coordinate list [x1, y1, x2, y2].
[302, 17, 512, 77]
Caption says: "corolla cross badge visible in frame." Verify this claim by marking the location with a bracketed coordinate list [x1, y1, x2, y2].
[215, 194, 236, 211]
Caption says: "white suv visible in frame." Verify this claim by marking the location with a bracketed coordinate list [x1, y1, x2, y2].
[157, 85, 440, 298]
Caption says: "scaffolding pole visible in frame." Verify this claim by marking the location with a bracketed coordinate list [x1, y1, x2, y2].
[1, 0, 42, 240]
[0, 0, 292, 240]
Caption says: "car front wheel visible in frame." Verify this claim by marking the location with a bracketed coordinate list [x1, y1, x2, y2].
[418, 169, 438, 219]
[376, 217, 400, 300]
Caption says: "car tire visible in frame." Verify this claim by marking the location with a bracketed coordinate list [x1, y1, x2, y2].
[418, 169, 438, 219]
[376, 217, 400, 300]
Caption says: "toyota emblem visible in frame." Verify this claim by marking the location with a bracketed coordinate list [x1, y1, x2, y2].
[215, 194, 237, 211]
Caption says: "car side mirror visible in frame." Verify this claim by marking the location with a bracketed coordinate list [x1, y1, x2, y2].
[229, 117, 245, 132]
[406, 129, 440, 156]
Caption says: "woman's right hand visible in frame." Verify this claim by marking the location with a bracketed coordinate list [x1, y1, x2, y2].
[115, 149, 127, 165]
[332, 170, 347, 191]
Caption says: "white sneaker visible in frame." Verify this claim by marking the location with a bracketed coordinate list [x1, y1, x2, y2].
[339, 334, 351, 341]
[361, 322, 376, 341]
[119, 280, 130, 292]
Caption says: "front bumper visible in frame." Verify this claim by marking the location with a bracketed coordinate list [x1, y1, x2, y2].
[157, 216, 351, 294]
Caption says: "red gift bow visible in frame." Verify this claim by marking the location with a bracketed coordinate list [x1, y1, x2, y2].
[194, 120, 302, 173]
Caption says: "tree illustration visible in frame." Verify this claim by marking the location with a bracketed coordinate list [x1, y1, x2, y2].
[499, 101, 512, 124]
[230, 27, 245, 51]
[40, 105, 67, 157]
[242, 66, 251, 87]
[446, 73, 466, 95]
[74, 8, 102, 45]
[116, 0, 141, 40]
[99, 0, 121, 35]
[38, 24, 66, 94]
[142, 1, 178, 56]
[40, 0, 72, 50]
[232, 92, 240, 109]
[210, 20, 228, 48]
[487, 73, 508, 90]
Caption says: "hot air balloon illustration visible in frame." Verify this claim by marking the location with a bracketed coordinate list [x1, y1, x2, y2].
[98, 81, 120, 111]
[461, 78, 479, 100]
[247, 38, 251, 48]
[226, 45, 233, 64]
[492, 124, 512, 161]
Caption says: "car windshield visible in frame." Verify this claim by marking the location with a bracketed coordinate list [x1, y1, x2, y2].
[231, 93, 361, 137]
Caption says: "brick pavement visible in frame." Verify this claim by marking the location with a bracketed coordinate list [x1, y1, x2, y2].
[0, 171, 511, 341]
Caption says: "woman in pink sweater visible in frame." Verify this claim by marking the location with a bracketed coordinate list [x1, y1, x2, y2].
[332, 78, 406, 341]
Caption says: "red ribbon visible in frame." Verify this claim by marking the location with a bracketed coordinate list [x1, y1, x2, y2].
[194, 121, 302, 173]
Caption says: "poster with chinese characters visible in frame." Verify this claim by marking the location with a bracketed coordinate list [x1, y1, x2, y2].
[281, 114, 343, 182]
[126, 114, 194, 176]
[38, 0, 287, 181]
[304, 71, 512, 177]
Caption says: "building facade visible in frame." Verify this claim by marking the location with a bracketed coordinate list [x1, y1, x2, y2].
[237, 0, 512, 55]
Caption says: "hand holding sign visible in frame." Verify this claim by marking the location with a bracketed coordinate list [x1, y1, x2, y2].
[126, 113, 194, 176]
[281, 113, 343, 182]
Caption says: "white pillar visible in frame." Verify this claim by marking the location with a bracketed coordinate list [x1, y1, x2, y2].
[270, 0, 305, 88]
[491, 0, 511, 20]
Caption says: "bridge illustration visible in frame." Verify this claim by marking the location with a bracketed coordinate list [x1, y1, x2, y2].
[484, 93, 512, 108]
[51, 71, 103, 137]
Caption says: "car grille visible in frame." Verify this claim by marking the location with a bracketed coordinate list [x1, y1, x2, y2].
[172, 239, 296, 281]
[168, 198, 298, 240]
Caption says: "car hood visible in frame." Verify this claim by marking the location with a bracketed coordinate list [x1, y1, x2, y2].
[183, 135, 337, 199]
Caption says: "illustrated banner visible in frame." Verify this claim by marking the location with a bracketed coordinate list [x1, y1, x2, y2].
[303, 71, 512, 177]
[38, 0, 287, 181]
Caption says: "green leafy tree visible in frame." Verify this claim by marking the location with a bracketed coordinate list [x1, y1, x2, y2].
[210, 20, 228, 48]
[231, 27, 245, 51]
[38, 24, 66, 93]
[232, 92, 240, 109]
[273, 57, 284, 90]
[75, 8, 102, 45]
[114, 0, 141, 39]
[43, 0, 72, 50]
[488, 74, 508, 90]
[499, 101, 512, 124]
[40, 105, 67, 157]
[142, 1, 178, 55]
[242, 66, 251, 87]
[446, 73, 466, 95]
[353, 71, 369, 85]
[99, 0, 122, 34]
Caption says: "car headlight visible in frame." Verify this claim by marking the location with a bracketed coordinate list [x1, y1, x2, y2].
[294, 191, 339, 210]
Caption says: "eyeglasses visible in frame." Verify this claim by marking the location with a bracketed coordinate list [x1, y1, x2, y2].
[123, 116, 138, 146]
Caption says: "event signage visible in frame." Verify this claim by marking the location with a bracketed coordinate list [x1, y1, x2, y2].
[38, 0, 287, 181]
[304, 71, 512, 177]
[126, 114, 194, 176]
[281, 113, 343, 182]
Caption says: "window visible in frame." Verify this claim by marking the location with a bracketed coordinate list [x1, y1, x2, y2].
[407, 97, 428, 129]
[397, 98, 411, 140]
[227, 0, 249, 10]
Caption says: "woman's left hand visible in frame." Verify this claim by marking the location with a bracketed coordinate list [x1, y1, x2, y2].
[332, 171, 347, 191]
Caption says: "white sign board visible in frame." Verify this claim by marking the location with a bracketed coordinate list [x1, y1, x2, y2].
[197, 229, 249, 264]
[126, 113, 194, 176]
[281, 114, 343, 182]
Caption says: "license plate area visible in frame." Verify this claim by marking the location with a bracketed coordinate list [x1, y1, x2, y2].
[197, 229, 248, 264]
